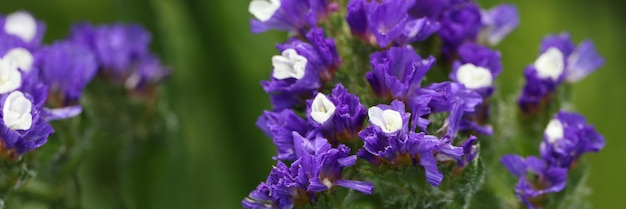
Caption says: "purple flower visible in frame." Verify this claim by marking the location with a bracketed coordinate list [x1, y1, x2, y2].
[0, 89, 54, 154]
[367, 46, 435, 99]
[257, 109, 311, 161]
[123, 54, 171, 91]
[408, 0, 453, 19]
[540, 111, 605, 167]
[36, 41, 98, 108]
[0, 11, 46, 47]
[438, 2, 482, 55]
[518, 33, 603, 112]
[262, 28, 339, 110]
[414, 82, 482, 138]
[306, 84, 366, 142]
[346, 0, 439, 46]
[71, 23, 151, 78]
[450, 43, 502, 97]
[480, 4, 519, 45]
[242, 160, 310, 209]
[501, 155, 568, 209]
[248, 0, 333, 34]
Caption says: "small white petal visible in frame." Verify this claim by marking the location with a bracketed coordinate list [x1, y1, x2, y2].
[0, 58, 22, 94]
[4, 11, 37, 42]
[249, 0, 281, 22]
[272, 49, 307, 80]
[368, 106, 402, 134]
[545, 119, 564, 143]
[310, 93, 336, 124]
[3, 47, 34, 72]
[456, 63, 493, 89]
[534, 47, 565, 80]
[2, 91, 33, 130]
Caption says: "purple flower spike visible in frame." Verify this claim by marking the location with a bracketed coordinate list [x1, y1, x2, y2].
[367, 46, 435, 99]
[249, 0, 333, 33]
[0, 90, 54, 154]
[501, 155, 568, 209]
[450, 43, 502, 98]
[256, 109, 311, 161]
[36, 41, 98, 107]
[566, 40, 605, 83]
[439, 2, 482, 55]
[540, 111, 605, 167]
[481, 4, 520, 45]
[0, 11, 46, 47]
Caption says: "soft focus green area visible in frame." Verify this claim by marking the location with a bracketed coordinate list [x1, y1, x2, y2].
[2, 0, 625, 208]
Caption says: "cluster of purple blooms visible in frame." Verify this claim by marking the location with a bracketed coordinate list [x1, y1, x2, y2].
[518, 33, 604, 113]
[244, 0, 522, 208]
[501, 111, 605, 208]
[0, 11, 168, 155]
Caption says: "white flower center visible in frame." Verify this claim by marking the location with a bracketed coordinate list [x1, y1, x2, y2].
[534, 47, 564, 80]
[249, 0, 281, 22]
[4, 11, 37, 42]
[456, 63, 493, 89]
[2, 91, 33, 131]
[272, 49, 307, 80]
[322, 178, 333, 189]
[545, 119, 564, 143]
[0, 58, 22, 94]
[310, 93, 336, 124]
[368, 106, 402, 134]
[3, 47, 34, 72]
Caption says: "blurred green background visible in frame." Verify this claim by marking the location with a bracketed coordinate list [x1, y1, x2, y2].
[2, 0, 625, 208]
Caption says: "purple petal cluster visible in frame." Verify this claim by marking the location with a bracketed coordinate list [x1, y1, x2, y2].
[70, 22, 169, 90]
[357, 100, 476, 186]
[0, 11, 46, 47]
[346, 0, 440, 47]
[306, 84, 366, 143]
[438, 2, 482, 55]
[0, 88, 54, 154]
[262, 27, 339, 111]
[450, 43, 502, 98]
[366, 46, 435, 99]
[257, 109, 311, 161]
[501, 111, 604, 208]
[518, 33, 604, 113]
[249, 0, 334, 34]
[243, 133, 373, 209]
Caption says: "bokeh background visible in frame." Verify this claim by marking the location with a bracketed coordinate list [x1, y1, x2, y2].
[2, 0, 625, 208]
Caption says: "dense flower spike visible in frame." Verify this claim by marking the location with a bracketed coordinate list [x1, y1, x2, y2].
[262, 27, 339, 110]
[367, 46, 435, 99]
[248, 0, 334, 34]
[518, 33, 604, 112]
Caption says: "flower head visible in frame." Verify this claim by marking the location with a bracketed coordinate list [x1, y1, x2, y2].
[450, 43, 502, 97]
[249, 0, 334, 33]
[306, 84, 366, 142]
[367, 46, 435, 99]
[0, 90, 53, 154]
[480, 4, 519, 45]
[439, 2, 482, 55]
[0, 11, 46, 47]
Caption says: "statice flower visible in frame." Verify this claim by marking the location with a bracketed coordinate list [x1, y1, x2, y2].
[306, 84, 366, 143]
[0, 11, 46, 47]
[438, 2, 482, 55]
[501, 155, 568, 209]
[262, 27, 339, 110]
[518, 33, 604, 112]
[34, 41, 98, 120]
[248, 0, 334, 34]
[346, 0, 440, 47]
[450, 43, 502, 98]
[70, 23, 169, 91]
[0, 89, 54, 154]
[540, 111, 605, 167]
[480, 4, 520, 46]
[242, 160, 310, 209]
[257, 109, 311, 161]
[367, 46, 435, 99]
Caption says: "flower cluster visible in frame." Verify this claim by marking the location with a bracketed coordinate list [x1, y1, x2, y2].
[245, 0, 607, 208]
[0, 11, 168, 155]
[518, 33, 604, 113]
[501, 111, 605, 208]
